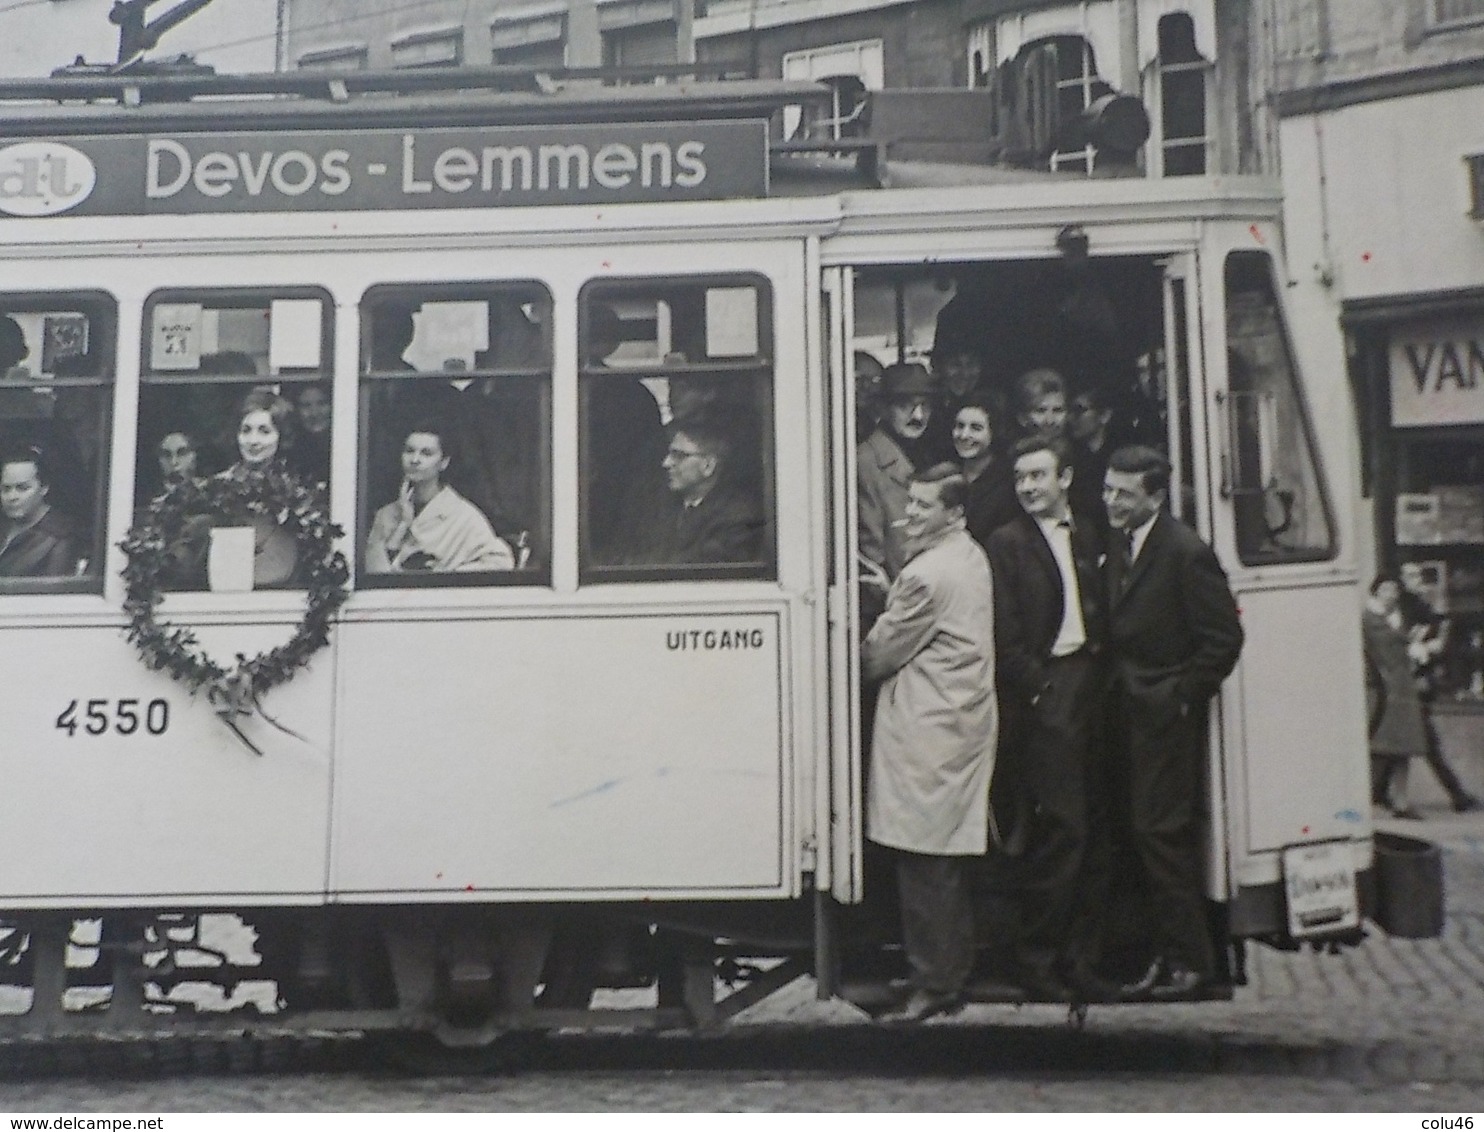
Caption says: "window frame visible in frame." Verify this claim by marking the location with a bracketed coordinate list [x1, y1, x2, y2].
[1222, 250, 1339, 566]
[1427, 0, 1484, 32]
[0, 290, 116, 596]
[139, 285, 335, 386]
[357, 281, 553, 591]
[577, 272, 777, 585]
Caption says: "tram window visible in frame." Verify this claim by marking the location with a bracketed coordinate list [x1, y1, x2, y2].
[578, 276, 775, 581]
[0, 294, 114, 592]
[1223, 251, 1337, 564]
[360, 284, 551, 585]
[136, 289, 333, 591]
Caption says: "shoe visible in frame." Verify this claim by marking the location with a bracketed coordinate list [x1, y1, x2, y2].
[878, 988, 961, 1025]
[1389, 807, 1424, 821]
[1015, 961, 1071, 1002]
[1149, 962, 1207, 1001]
[1065, 964, 1119, 1004]
[1453, 795, 1482, 814]
[1118, 957, 1164, 1001]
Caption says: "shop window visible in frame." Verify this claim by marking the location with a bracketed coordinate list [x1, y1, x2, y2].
[0, 294, 113, 592]
[579, 276, 774, 582]
[1223, 252, 1336, 565]
[360, 284, 550, 586]
[136, 289, 333, 590]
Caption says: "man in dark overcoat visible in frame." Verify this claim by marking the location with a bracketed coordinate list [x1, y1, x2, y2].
[1103, 445, 1243, 999]
[985, 434, 1108, 998]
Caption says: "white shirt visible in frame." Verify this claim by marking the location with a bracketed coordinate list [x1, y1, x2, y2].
[1128, 512, 1159, 564]
[1034, 513, 1087, 658]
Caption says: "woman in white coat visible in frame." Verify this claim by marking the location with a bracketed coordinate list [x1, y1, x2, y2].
[365, 421, 513, 574]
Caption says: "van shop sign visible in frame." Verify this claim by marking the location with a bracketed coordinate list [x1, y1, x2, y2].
[0, 120, 768, 217]
[1390, 315, 1484, 427]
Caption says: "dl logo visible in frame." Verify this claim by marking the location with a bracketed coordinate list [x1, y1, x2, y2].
[0, 141, 96, 216]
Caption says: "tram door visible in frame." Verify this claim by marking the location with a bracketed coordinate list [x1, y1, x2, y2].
[1160, 252, 1235, 907]
[824, 265, 864, 904]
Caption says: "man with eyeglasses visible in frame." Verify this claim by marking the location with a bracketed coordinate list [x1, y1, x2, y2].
[859, 363, 937, 602]
[653, 410, 764, 566]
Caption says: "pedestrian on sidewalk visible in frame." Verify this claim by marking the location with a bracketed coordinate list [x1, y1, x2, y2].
[1363, 574, 1429, 820]
[1398, 563, 1482, 813]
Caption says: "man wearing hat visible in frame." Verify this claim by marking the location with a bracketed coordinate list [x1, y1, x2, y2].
[859, 362, 937, 595]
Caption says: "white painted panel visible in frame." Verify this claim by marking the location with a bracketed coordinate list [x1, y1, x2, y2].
[0, 622, 333, 904]
[332, 611, 787, 897]
[1232, 584, 1371, 856]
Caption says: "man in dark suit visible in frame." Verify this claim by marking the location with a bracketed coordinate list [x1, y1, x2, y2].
[985, 434, 1108, 999]
[1103, 445, 1243, 1000]
[654, 411, 765, 566]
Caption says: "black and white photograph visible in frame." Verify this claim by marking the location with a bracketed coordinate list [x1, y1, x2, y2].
[0, 0, 1482, 1118]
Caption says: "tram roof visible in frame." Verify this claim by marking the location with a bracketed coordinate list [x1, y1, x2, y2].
[0, 65, 829, 135]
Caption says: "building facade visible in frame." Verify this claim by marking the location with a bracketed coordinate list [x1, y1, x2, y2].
[1276, 0, 1484, 698]
[280, 1, 1277, 177]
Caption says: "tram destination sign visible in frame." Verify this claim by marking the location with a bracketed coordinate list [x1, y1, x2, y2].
[0, 120, 769, 217]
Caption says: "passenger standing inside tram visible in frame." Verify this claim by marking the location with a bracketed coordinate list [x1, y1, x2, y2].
[858, 363, 936, 604]
[985, 433, 1109, 999]
[950, 398, 1019, 549]
[863, 463, 997, 1023]
[1103, 445, 1243, 1000]
[1012, 369, 1069, 439]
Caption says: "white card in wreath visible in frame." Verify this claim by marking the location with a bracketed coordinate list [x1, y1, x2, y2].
[208, 526, 256, 592]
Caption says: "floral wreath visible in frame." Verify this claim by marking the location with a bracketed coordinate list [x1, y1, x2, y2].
[120, 464, 350, 752]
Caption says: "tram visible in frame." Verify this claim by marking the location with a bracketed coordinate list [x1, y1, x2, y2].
[0, 66, 1395, 1049]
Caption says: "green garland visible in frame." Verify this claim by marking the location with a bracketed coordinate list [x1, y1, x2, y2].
[120, 465, 350, 718]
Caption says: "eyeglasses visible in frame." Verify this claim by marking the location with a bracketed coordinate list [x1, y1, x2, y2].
[665, 445, 705, 461]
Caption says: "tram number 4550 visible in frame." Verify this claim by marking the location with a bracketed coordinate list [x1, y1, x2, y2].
[56, 698, 170, 737]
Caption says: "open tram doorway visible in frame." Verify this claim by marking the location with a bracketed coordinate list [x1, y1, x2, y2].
[823, 247, 1212, 1003]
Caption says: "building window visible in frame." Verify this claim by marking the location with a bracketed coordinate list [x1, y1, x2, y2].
[490, 14, 565, 69]
[780, 39, 883, 141]
[0, 294, 114, 592]
[296, 44, 368, 71]
[997, 35, 1113, 173]
[602, 21, 678, 69]
[1153, 13, 1211, 176]
[360, 285, 551, 586]
[578, 276, 774, 582]
[390, 28, 464, 69]
[1430, 0, 1484, 30]
[492, 39, 566, 69]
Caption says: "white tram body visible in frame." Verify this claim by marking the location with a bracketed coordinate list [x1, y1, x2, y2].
[0, 71, 1388, 1040]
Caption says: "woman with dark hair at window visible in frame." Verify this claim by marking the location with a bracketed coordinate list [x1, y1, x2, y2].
[365, 420, 513, 574]
[169, 390, 304, 589]
[0, 445, 80, 578]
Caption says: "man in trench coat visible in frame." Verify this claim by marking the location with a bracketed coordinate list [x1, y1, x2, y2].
[863, 461, 998, 1023]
